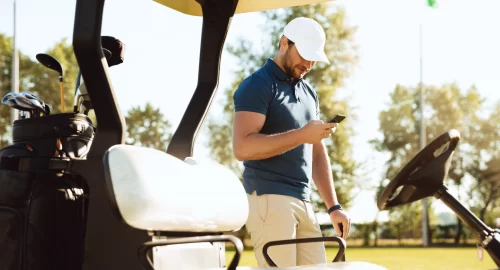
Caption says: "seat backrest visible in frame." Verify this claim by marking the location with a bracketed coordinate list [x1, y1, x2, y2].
[103, 144, 248, 233]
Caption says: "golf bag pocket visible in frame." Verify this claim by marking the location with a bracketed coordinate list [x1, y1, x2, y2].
[0, 206, 23, 270]
[0, 144, 35, 270]
[0, 169, 88, 270]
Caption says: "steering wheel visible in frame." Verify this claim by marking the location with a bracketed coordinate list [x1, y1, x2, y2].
[377, 129, 461, 210]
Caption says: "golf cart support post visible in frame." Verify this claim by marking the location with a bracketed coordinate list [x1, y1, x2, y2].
[72, 0, 149, 269]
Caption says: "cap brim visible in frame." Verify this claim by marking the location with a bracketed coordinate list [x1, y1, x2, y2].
[295, 43, 330, 65]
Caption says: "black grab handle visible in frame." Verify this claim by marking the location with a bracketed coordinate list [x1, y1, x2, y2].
[262, 236, 346, 267]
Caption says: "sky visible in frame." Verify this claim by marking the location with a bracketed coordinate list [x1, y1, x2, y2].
[1, 0, 500, 224]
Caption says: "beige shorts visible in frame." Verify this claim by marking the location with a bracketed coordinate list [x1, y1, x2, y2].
[245, 191, 327, 268]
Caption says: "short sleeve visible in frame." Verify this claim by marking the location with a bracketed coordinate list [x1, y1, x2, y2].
[302, 80, 320, 119]
[310, 85, 320, 119]
[233, 75, 272, 116]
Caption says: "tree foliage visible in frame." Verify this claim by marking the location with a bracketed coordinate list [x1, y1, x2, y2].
[0, 33, 171, 153]
[207, 4, 359, 210]
[26, 38, 79, 114]
[125, 102, 173, 151]
[0, 34, 79, 147]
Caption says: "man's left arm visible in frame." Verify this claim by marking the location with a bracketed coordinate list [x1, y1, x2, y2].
[312, 141, 351, 239]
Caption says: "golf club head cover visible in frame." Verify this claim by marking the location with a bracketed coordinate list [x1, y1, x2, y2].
[101, 36, 125, 67]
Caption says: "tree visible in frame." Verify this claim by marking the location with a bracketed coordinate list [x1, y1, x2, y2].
[0, 33, 17, 148]
[0, 34, 80, 148]
[466, 102, 500, 224]
[469, 156, 500, 223]
[124, 102, 173, 151]
[206, 4, 359, 211]
[371, 82, 500, 244]
[25, 38, 79, 114]
[1, 33, 173, 154]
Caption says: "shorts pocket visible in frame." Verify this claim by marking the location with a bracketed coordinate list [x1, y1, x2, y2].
[256, 195, 268, 222]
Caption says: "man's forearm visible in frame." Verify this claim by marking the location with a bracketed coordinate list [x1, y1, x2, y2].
[235, 129, 305, 161]
[312, 142, 339, 209]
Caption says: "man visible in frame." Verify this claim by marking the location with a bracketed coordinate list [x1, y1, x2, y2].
[232, 17, 351, 268]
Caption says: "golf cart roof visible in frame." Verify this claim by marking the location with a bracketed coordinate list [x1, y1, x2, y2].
[154, 0, 333, 16]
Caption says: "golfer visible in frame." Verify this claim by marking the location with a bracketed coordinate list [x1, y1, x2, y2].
[232, 17, 351, 267]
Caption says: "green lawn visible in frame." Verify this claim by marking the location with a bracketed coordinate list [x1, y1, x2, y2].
[226, 247, 498, 269]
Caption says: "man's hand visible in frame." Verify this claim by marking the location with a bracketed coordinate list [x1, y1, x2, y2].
[329, 209, 351, 240]
[300, 120, 338, 144]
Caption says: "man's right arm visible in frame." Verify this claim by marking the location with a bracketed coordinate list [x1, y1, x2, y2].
[231, 75, 306, 161]
[232, 111, 305, 161]
[231, 75, 334, 161]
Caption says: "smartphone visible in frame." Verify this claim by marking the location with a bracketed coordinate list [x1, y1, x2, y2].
[329, 114, 346, 123]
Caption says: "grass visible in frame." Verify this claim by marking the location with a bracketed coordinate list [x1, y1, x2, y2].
[225, 247, 498, 269]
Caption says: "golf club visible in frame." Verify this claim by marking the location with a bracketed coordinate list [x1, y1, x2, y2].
[2, 95, 26, 111]
[101, 36, 125, 67]
[14, 95, 39, 118]
[2, 92, 16, 104]
[36, 53, 65, 112]
[103, 48, 112, 63]
[73, 48, 113, 115]
[18, 111, 27, 119]
[20, 91, 48, 116]
[44, 104, 51, 115]
[2, 92, 36, 119]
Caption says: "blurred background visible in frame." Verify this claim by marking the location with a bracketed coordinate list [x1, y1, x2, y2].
[0, 0, 499, 268]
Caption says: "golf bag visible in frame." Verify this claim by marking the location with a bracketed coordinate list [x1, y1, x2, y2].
[0, 113, 94, 270]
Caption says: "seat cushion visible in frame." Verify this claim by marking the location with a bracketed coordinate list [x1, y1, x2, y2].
[103, 144, 248, 232]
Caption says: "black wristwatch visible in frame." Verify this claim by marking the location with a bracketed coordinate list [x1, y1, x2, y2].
[327, 204, 342, 215]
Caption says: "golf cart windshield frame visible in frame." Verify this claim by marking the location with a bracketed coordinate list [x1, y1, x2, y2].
[165, 0, 239, 160]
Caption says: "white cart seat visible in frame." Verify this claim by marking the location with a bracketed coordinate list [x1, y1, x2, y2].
[103, 144, 248, 233]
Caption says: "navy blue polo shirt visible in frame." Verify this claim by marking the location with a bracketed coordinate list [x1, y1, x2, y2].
[233, 58, 320, 202]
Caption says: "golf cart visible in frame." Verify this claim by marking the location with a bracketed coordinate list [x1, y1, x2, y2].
[72, 0, 500, 268]
[0, 0, 498, 269]
[72, 0, 378, 268]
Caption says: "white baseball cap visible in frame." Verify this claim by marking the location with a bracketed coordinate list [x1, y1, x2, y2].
[283, 17, 330, 65]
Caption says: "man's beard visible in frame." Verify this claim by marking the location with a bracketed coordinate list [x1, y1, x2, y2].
[282, 49, 302, 80]
[281, 49, 298, 80]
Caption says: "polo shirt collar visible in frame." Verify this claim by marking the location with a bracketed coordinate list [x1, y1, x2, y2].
[265, 58, 302, 84]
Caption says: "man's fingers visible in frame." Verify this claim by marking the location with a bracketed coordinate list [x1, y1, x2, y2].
[325, 126, 337, 133]
[337, 223, 344, 238]
[325, 122, 338, 128]
[342, 221, 348, 239]
[327, 123, 338, 133]
[333, 223, 342, 237]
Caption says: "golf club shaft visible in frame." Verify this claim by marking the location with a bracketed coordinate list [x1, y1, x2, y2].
[59, 81, 65, 112]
